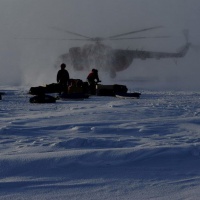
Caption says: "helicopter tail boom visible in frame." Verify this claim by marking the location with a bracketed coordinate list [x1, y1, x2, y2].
[176, 43, 190, 57]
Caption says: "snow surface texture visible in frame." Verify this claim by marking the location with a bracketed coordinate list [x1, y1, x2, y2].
[1, 86, 200, 200]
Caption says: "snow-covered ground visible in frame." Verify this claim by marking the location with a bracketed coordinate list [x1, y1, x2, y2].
[1, 83, 200, 200]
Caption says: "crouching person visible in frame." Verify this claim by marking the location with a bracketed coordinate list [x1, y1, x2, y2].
[87, 69, 101, 95]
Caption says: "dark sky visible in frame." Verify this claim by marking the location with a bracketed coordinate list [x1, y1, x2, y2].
[0, 0, 200, 89]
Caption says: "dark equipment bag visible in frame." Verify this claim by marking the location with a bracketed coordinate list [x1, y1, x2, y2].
[29, 83, 61, 95]
[96, 84, 128, 96]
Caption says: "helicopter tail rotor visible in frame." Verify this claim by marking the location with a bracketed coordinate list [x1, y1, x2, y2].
[182, 29, 200, 53]
[183, 29, 189, 43]
[191, 44, 200, 52]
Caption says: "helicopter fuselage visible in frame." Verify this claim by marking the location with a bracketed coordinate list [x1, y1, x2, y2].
[58, 43, 136, 77]
[58, 41, 190, 78]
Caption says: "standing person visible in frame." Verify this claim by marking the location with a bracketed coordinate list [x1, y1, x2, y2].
[57, 63, 70, 93]
[87, 69, 101, 94]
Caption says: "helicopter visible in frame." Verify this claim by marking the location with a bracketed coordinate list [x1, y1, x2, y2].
[54, 26, 190, 78]
[18, 26, 190, 78]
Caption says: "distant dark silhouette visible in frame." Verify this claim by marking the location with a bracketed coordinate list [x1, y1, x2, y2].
[57, 63, 70, 93]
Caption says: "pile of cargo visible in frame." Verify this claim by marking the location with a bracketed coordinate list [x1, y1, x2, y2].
[28, 79, 141, 103]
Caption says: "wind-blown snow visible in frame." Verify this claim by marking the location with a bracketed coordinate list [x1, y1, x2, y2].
[1, 85, 200, 199]
[0, 0, 200, 198]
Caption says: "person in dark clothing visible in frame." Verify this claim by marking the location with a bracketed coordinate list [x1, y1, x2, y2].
[87, 69, 101, 94]
[57, 63, 70, 93]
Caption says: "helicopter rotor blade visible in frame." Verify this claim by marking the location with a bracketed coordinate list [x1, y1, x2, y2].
[15, 37, 68, 41]
[107, 26, 163, 39]
[51, 26, 92, 40]
[109, 35, 171, 40]
[15, 37, 92, 41]
[65, 38, 98, 41]
[16, 26, 166, 42]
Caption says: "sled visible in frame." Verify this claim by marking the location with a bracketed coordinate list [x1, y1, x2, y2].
[29, 80, 89, 95]
[30, 94, 56, 103]
[96, 84, 128, 96]
[115, 92, 141, 99]
[58, 93, 89, 100]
